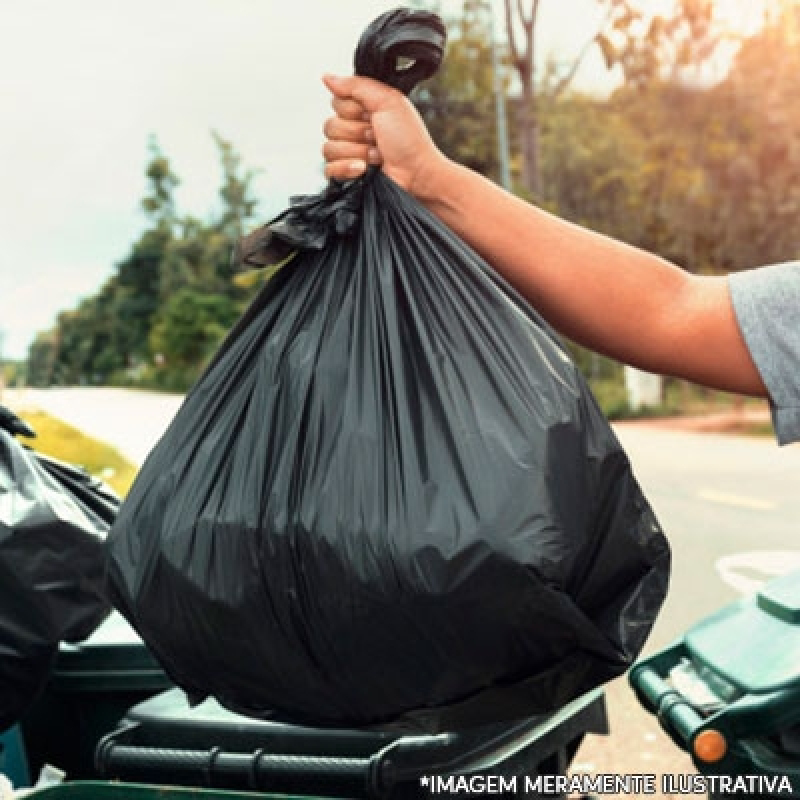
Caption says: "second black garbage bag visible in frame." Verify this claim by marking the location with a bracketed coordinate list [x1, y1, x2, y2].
[105, 8, 670, 732]
[0, 406, 116, 731]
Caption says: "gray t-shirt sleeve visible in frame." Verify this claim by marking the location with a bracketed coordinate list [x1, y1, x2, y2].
[728, 262, 800, 445]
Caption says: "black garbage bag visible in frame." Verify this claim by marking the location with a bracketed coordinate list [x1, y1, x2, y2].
[105, 8, 670, 733]
[0, 405, 116, 730]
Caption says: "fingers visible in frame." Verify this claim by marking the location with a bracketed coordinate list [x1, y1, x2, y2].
[322, 139, 369, 164]
[322, 115, 381, 174]
[324, 159, 367, 182]
[332, 96, 368, 122]
[323, 139, 382, 182]
[322, 74, 399, 113]
[323, 116, 372, 145]
[322, 74, 389, 182]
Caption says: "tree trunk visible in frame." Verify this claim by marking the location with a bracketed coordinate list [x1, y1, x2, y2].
[517, 74, 542, 199]
[503, 0, 542, 201]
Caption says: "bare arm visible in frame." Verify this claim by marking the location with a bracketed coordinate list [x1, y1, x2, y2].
[321, 75, 766, 397]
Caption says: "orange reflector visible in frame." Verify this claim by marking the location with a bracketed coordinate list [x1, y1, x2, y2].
[693, 729, 728, 763]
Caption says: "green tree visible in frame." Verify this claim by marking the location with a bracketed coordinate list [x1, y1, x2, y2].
[213, 131, 260, 244]
[27, 331, 59, 387]
[702, 2, 800, 271]
[416, 2, 508, 180]
[146, 133, 261, 389]
[148, 288, 239, 387]
[112, 227, 173, 369]
[141, 136, 180, 227]
[27, 134, 261, 389]
[501, 0, 736, 199]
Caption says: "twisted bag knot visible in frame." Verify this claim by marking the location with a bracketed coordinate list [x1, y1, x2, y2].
[233, 8, 446, 272]
[279, 178, 364, 247]
[233, 176, 367, 270]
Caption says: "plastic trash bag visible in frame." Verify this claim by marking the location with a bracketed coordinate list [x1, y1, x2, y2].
[105, 8, 670, 732]
[0, 406, 115, 730]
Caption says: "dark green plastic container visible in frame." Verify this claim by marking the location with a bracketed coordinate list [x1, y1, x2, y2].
[20, 611, 172, 782]
[0, 724, 30, 787]
[94, 685, 607, 798]
[22, 781, 295, 799]
[631, 568, 800, 797]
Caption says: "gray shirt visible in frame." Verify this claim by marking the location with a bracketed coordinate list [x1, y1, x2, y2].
[729, 262, 800, 445]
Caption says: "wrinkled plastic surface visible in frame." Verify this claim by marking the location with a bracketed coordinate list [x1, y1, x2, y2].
[105, 8, 670, 733]
[0, 406, 116, 731]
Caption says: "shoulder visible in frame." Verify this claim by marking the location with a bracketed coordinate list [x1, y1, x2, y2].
[729, 262, 800, 445]
[730, 261, 800, 303]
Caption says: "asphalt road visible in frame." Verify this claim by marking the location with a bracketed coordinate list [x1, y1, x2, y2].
[577, 423, 800, 794]
[5, 387, 800, 795]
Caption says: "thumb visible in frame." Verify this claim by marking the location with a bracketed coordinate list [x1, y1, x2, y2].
[322, 74, 400, 113]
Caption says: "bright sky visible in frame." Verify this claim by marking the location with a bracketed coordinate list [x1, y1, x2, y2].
[0, 0, 757, 360]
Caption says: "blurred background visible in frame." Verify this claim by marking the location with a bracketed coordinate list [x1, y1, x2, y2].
[1, 0, 792, 447]
[4, 5, 798, 793]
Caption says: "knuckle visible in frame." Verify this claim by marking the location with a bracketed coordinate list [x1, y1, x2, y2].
[355, 122, 370, 141]
[322, 141, 336, 161]
[340, 99, 364, 120]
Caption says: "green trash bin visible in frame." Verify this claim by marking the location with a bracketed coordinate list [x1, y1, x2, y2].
[0, 724, 30, 788]
[20, 781, 288, 799]
[630, 568, 800, 798]
[93, 685, 607, 798]
[19, 611, 172, 782]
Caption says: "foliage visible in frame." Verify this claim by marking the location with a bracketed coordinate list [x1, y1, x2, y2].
[416, 2, 507, 180]
[589, 378, 632, 419]
[416, 0, 800, 412]
[420, 0, 800, 272]
[28, 134, 261, 391]
[16, 410, 138, 497]
[1, 361, 25, 388]
[26, 2, 800, 414]
[27, 330, 60, 388]
[501, 0, 751, 199]
[148, 289, 239, 389]
[597, 0, 725, 89]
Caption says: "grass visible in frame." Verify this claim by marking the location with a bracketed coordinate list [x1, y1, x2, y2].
[742, 420, 776, 437]
[14, 410, 138, 497]
[591, 378, 773, 432]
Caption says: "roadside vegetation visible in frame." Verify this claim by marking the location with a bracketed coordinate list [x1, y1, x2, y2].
[15, 410, 138, 497]
[18, 2, 800, 423]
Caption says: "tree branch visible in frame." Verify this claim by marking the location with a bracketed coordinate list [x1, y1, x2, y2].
[503, 0, 521, 68]
[515, 0, 525, 26]
[526, 0, 540, 72]
[530, 0, 540, 28]
[552, 4, 614, 96]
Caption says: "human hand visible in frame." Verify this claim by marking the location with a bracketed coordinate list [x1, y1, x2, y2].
[321, 74, 448, 200]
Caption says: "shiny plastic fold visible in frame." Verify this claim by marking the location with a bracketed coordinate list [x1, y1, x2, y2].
[105, 8, 670, 733]
[0, 407, 115, 730]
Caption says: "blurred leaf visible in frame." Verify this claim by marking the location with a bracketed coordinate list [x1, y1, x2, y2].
[595, 33, 617, 68]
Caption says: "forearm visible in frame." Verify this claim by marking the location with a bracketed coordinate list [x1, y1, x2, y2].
[419, 161, 766, 396]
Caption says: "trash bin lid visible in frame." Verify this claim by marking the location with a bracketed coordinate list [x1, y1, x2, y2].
[52, 612, 170, 693]
[685, 569, 800, 695]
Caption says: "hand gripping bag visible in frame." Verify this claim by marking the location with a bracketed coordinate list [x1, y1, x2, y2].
[0, 406, 115, 730]
[105, 8, 670, 732]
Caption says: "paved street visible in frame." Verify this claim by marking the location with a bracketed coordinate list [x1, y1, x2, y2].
[4, 387, 800, 795]
[3, 387, 185, 466]
[576, 423, 800, 794]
